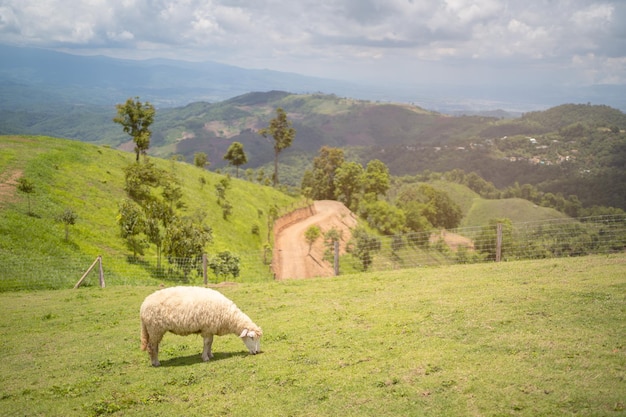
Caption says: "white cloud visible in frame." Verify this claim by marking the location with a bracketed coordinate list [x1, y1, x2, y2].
[0, 0, 623, 87]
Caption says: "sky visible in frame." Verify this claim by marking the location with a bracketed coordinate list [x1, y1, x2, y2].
[0, 0, 625, 93]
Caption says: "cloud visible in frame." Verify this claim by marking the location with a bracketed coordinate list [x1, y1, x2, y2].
[0, 0, 623, 87]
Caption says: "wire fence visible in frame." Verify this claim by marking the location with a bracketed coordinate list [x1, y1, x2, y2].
[339, 214, 626, 274]
[1, 215, 625, 291]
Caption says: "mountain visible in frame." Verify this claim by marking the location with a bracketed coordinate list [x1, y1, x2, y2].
[2, 44, 625, 113]
[2, 90, 626, 209]
[0, 44, 359, 108]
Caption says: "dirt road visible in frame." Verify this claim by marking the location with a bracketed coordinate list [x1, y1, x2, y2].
[274, 200, 358, 279]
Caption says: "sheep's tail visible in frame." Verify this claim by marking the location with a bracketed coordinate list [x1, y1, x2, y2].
[140, 320, 149, 351]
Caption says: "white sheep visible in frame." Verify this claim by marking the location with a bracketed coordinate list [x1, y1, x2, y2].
[140, 286, 262, 367]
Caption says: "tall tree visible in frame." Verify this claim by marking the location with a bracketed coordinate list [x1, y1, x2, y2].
[113, 97, 155, 161]
[223, 142, 248, 178]
[258, 108, 296, 186]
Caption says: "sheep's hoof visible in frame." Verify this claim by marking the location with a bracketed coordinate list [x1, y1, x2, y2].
[151, 361, 161, 367]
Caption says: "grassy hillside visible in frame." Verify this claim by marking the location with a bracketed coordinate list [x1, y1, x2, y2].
[461, 198, 567, 227]
[0, 135, 297, 287]
[0, 255, 624, 416]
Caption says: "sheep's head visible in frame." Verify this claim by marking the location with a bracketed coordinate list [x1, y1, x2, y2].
[240, 328, 262, 354]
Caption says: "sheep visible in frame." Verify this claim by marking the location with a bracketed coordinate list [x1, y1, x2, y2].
[140, 286, 262, 367]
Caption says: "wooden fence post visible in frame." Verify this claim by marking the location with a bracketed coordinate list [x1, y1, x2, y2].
[98, 256, 105, 288]
[334, 241, 340, 276]
[495, 223, 503, 262]
[74, 255, 104, 289]
[203, 253, 208, 285]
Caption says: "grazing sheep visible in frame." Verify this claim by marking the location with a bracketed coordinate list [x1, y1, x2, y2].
[140, 286, 262, 367]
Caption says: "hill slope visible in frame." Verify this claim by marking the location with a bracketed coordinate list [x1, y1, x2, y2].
[0, 135, 297, 288]
[2, 93, 626, 211]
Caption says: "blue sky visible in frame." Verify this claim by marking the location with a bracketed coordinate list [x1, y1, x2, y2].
[1, 0, 624, 93]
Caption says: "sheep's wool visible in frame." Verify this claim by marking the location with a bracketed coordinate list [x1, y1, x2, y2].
[140, 286, 262, 366]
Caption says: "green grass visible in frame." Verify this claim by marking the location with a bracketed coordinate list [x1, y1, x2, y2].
[1, 255, 624, 416]
[0, 135, 298, 288]
[462, 197, 567, 227]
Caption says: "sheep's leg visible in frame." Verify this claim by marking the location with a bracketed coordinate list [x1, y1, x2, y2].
[147, 330, 164, 367]
[202, 334, 214, 361]
[148, 341, 161, 367]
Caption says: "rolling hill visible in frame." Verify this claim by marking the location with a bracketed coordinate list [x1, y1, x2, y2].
[0, 135, 298, 288]
[3, 92, 626, 212]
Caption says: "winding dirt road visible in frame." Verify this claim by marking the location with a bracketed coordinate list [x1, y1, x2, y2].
[274, 200, 358, 279]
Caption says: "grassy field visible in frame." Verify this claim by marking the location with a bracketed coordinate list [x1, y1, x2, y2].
[1, 255, 624, 416]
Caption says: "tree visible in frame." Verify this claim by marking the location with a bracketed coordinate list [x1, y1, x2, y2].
[16, 177, 35, 215]
[117, 199, 148, 259]
[123, 158, 164, 203]
[304, 225, 321, 255]
[209, 251, 241, 281]
[362, 159, 390, 198]
[164, 217, 213, 279]
[143, 199, 174, 269]
[333, 161, 364, 211]
[194, 152, 209, 169]
[359, 200, 406, 235]
[323, 227, 343, 262]
[223, 142, 248, 178]
[57, 208, 78, 241]
[346, 227, 381, 271]
[258, 108, 296, 186]
[113, 97, 155, 161]
[301, 146, 345, 200]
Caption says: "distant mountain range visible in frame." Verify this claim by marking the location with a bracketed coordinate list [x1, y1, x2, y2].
[1, 44, 625, 113]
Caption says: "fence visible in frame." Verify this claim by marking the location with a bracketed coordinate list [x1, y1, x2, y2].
[1, 215, 625, 291]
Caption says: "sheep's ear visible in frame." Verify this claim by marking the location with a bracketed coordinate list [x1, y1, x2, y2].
[239, 329, 248, 338]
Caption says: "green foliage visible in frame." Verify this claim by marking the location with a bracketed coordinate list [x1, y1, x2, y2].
[56, 208, 78, 241]
[304, 225, 321, 254]
[223, 142, 248, 178]
[113, 97, 155, 161]
[323, 227, 342, 262]
[358, 200, 406, 235]
[117, 199, 148, 259]
[362, 159, 390, 197]
[208, 251, 241, 281]
[302, 146, 345, 200]
[346, 227, 381, 271]
[16, 176, 35, 214]
[193, 152, 208, 169]
[258, 107, 296, 186]
[333, 160, 363, 210]
[395, 183, 462, 229]
[122, 160, 164, 203]
[164, 217, 213, 278]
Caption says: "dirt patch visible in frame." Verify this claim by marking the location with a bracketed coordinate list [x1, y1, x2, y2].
[273, 200, 358, 279]
[430, 230, 474, 251]
[0, 170, 23, 206]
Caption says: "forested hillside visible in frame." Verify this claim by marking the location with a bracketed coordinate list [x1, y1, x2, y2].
[2, 92, 625, 210]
